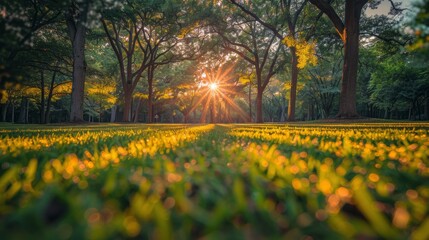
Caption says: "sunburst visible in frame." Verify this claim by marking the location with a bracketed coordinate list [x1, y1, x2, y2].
[191, 64, 248, 123]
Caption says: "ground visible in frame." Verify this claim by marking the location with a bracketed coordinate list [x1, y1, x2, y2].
[0, 123, 428, 239]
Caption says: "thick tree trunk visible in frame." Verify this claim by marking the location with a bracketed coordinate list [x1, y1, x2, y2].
[66, 3, 87, 123]
[288, 48, 298, 121]
[337, 1, 360, 118]
[69, 25, 86, 122]
[309, 0, 366, 119]
[256, 90, 263, 123]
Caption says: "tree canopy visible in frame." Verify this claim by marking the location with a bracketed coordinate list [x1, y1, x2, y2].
[1, 0, 427, 123]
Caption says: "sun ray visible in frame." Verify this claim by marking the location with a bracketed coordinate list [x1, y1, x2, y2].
[188, 90, 211, 114]
[194, 62, 248, 123]
[217, 91, 249, 122]
[200, 94, 213, 123]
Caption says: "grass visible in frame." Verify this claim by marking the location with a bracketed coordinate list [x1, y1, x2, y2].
[0, 123, 428, 239]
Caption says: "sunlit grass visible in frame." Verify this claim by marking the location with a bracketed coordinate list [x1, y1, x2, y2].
[0, 123, 428, 239]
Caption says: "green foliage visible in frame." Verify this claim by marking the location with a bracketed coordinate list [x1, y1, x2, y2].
[408, 0, 429, 49]
[0, 123, 429, 239]
[369, 53, 429, 116]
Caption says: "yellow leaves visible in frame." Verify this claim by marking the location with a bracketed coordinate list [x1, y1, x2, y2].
[54, 82, 72, 96]
[238, 72, 255, 85]
[134, 92, 148, 100]
[158, 88, 174, 100]
[86, 77, 117, 107]
[282, 35, 318, 69]
[177, 21, 200, 39]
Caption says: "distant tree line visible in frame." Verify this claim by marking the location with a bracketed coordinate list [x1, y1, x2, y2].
[0, 0, 428, 124]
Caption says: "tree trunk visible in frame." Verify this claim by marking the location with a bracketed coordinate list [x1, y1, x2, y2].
[280, 96, 286, 122]
[309, 0, 366, 119]
[183, 112, 189, 123]
[248, 82, 252, 122]
[40, 70, 46, 124]
[2, 102, 9, 122]
[408, 106, 412, 120]
[99, 101, 102, 122]
[45, 69, 57, 124]
[133, 98, 142, 123]
[18, 97, 27, 123]
[288, 48, 298, 121]
[25, 99, 29, 123]
[123, 89, 133, 122]
[210, 98, 216, 124]
[337, 1, 361, 118]
[147, 67, 154, 124]
[67, 4, 87, 123]
[110, 105, 117, 122]
[11, 103, 15, 123]
[425, 91, 429, 120]
[256, 90, 263, 123]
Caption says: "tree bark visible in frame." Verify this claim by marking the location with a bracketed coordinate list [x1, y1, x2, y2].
[147, 67, 154, 124]
[337, 0, 361, 118]
[67, 2, 88, 123]
[256, 90, 263, 123]
[425, 91, 429, 120]
[11, 103, 15, 123]
[133, 98, 142, 123]
[280, 95, 286, 122]
[1, 102, 9, 122]
[309, 0, 367, 119]
[69, 25, 86, 122]
[25, 99, 29, 123]
[248, 82, 252, 122]
[18, 97, 27, 123]
[110, 105, 117, 122]
[183, 112, 188, 123]
[288, 48, 298, 121]
[123, 88, 133, 122]
[45, 71, 57, 124]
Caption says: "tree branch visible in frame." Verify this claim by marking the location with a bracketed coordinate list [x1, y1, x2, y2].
[228, 0, 283, 39]
[308, 0, 345, 42]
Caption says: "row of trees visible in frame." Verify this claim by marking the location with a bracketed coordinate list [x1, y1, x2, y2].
[1, 0, 428, 124]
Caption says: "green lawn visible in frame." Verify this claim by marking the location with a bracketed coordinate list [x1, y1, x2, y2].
[0, 123, 428, 239]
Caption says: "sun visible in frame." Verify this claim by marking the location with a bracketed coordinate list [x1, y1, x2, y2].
[209, 82, 218, 91]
